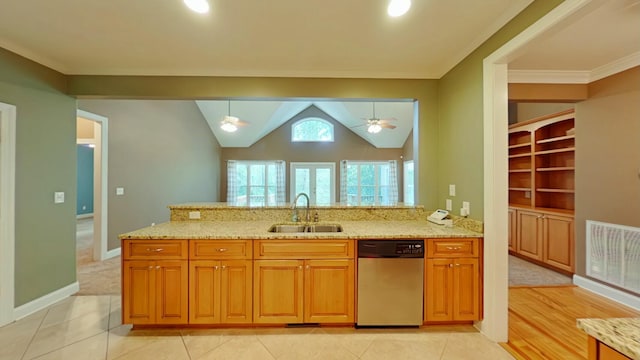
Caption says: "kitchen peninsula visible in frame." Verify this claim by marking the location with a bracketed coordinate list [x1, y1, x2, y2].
[120, 203, 484, 327]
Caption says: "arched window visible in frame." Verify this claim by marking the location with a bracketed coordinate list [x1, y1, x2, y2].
[291, 118, 334, 142]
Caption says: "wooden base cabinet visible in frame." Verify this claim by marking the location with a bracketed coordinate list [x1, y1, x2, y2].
[513, 208, 574, 273]
[122, 239, 189, 325]
[425, 238, 481, 322]
[189, 260, 252, 324]
[253, 240, 355, 324]
[188, 240, 253, 324]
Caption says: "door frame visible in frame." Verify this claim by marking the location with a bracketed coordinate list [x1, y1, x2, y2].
[0, 102, 16, 326]
[76, 110, 113, 261]
[481, 0, 591, 341]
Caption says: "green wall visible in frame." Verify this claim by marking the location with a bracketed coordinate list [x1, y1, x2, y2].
[436, 0, 564, 219]
[0, 48, 77, 306]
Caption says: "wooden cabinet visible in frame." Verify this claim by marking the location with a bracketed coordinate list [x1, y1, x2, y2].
[189, 240, 252, 324]
[122, 240, 188, 325]
[253, 240, 355, 324]
[508, 109, 575, 212]
[425, 238, 481, 322]
[588, 336, 632, 360]
[508, 208, 517, 252]
[508, 109, 575, 274]
[513, 209, 574, 272]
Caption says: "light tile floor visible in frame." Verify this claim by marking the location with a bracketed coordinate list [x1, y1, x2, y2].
[1, 295, 515, 360]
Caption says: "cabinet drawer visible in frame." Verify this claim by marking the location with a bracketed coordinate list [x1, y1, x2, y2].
[123, 240, 187, 260]
[428, 238, 479, 258]
[189, 240, 252, 259]
[254, 240, 354, 259]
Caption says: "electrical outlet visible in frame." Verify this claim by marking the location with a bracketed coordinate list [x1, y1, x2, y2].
[462, 201, 470, 215]
[449, 184, 456, 196]
[116, 187, 124, 196]
[189, 211, 201, 220]
[445, 199, 452, 211]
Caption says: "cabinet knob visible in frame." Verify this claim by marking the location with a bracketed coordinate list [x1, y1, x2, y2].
[155, 266, 160, 270]
[305, 265, 310, 270]
[148, 266, 153, 269]
[298, 265, 303, 270]
[217, 248, 227, 252]
[222, 265, 227, 270]
[446, 246, 461, 250]
[214, 266, 219, 270]
[449, 263, 453, 268]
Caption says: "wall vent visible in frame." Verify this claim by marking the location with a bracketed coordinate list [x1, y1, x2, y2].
[586, 220, 640, 294]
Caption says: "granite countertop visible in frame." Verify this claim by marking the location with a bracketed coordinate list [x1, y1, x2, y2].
[119, 220, 482, 240]
[577, 318, 640, 359]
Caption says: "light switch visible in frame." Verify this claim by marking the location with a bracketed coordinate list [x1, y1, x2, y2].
[449, 184, 456, 197]
[116, 187, 124, 196]
[54, 192, 65, 204]
[462, 201, 470, 215]
[445, 199, 452, 211]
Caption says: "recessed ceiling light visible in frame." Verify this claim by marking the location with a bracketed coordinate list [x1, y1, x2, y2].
[387, 0, 411, 17]
[184, 0, 210, 14]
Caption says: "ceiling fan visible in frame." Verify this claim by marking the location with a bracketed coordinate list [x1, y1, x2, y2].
[357, 102, 397, 134]
[220, 100, 249, 133]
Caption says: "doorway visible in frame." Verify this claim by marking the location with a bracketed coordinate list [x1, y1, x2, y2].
[76, 110, 112, 262]
[290, 162, 336, 206]
[0, 101, 16, 326]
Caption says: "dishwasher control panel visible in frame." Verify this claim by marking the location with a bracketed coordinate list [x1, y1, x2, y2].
[358, 240, 424, 258]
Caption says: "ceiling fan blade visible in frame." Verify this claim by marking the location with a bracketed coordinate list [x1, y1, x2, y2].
[235, 119, 250, 126]
[380, 123, 396, 129]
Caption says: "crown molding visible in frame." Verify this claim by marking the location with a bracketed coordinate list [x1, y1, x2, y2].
[508, 51, 640, 84]
[590, 51, 640, 82]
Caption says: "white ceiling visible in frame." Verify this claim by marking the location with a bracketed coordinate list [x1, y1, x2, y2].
[1, 0, 638, 147]
[0, 0, 532, 78]
[197, 100, 414, 148]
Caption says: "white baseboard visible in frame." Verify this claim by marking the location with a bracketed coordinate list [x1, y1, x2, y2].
[105, 247, 121, 259]
[76, 213, 94, 219]
[13, 282, 80, 320]
[573, 275, 640, 311]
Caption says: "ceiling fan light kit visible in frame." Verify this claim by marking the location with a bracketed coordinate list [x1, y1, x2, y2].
[220, 101, 249, 133]
[367, 123, 383, 134]
[184, 0, 210, 13]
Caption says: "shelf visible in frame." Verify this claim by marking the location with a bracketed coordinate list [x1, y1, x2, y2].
[536, 188, 575, 193]
[509, 153, 532, 159]
[509, 169, 532, 173]
[537, 167, 575, 172]
[536, 135, 575, 144]
[508, 143, 531, 150]
[535, 147, 575, 155]
[509, 187, 532, 192]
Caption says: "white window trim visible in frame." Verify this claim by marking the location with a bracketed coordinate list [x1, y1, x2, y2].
[340, 160, 398, 206]
[403, 160, 414, 205]
[228, 160, 285, 206]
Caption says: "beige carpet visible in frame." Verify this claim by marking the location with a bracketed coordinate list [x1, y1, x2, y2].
[76, 217, 121, 295]
[508, 255, 572, 287]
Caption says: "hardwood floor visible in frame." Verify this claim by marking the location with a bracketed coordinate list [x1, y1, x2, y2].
[502, 286, 639, 359]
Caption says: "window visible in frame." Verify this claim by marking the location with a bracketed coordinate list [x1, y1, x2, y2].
[403, 160, 414, 205]
[291, 118, 334, 142]
[339, 160, 398, 206]
[227, 160, 285, 206]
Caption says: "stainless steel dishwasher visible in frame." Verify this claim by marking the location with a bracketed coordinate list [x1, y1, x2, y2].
[357, 240, 424, 326]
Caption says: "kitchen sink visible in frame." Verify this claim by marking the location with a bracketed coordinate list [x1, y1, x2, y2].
[268, 224, 343, 233]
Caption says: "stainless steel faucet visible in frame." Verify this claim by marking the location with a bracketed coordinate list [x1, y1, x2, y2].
[292, 192, 310, 222]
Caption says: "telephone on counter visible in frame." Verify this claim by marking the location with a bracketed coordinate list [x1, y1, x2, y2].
[427, 209, 453, 227]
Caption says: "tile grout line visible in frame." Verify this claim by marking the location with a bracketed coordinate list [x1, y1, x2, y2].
[19, 306, 50, 360]
[179, 330, 193, 360]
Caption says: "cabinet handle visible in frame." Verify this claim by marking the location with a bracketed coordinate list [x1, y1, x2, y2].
[305, 265, 310, 270]
[298, 265, 303, 270]
[455, 263, 460, 267]
[222, 265, 227, 270]
[446, 246, 462, 250]
[449, 263, 453, 268]
[148, 266, 153, 269]
[217, 248, 228, 252]
[155, 266, 160, 270]
[214, 266, 219, 270]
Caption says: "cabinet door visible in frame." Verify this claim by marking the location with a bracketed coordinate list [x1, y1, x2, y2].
[304, 259, 354, 323]
[122, 260, 155, 324]
[253, 260, 304, 324]
[543, 214, 574, 272]
[452, 258, 480, 321]
[189, 260, 221, 324]
[517, 210, 543, 260]
[508, 208, 517, 252]
[425, 258, 453, 322]
[156, 260, 188, 324]
[220, 260, 253, 323]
